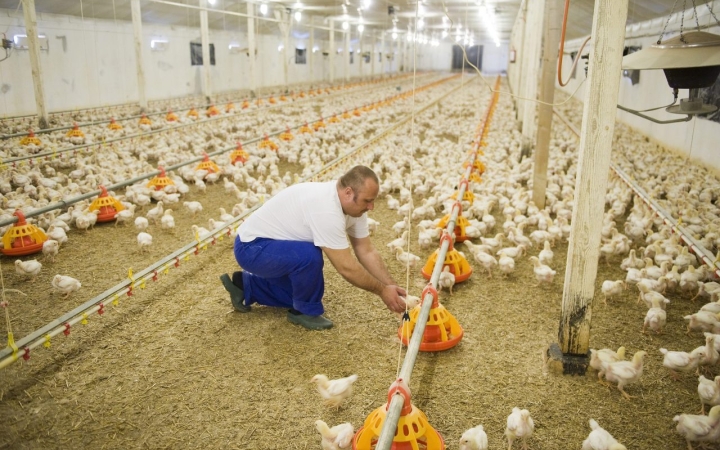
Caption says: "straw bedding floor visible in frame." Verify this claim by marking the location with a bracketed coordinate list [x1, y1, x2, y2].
[0, 174, 717, 449]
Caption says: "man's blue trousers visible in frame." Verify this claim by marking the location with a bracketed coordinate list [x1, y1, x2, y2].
[233, 235, 325, 316]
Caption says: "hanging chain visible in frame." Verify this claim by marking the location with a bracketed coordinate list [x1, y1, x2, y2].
[658, 0, 681, 43]
[691, 0, 701, 32]
[708, 1, 720, 27]
[680, 0, 687, 43]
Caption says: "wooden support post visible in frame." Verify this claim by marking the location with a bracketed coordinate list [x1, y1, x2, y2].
[21, 0, 48, 129]
[199, 0, 212, 104]
[532, 0, 562, 209]
[329, 21, 335, 83]
[130, 0, 147, 112]
[309, 16, 315, 84]
[520, 0, 545, 158]
[345, 27, 350, 82]
[247, 2, 257, 97]
[549, 0, 629, 375]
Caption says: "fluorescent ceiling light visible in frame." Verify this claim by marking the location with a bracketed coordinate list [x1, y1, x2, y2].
[260, 3, 268, 15]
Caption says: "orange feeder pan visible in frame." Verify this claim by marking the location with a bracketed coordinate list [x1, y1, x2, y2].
[139, 114, 152, 125]
[280, 95, 288, 102]
[166, 110, 179, 122]
[328, 115, 340, 123]
[268, 96, 277, 104]
[279, 127, 294, 141]
[342, 110, 351, 119]
[230, 143, 249, 165]
[66, 122, 85, 138]
[258, 134, 279, 151]
[206, 105, 220, 116]
[397, 284, 463, 352]
[242, 100, 250, 109]
[147, 166, 175, 191]
[462, 159, 485, 175]
[450, 179, 475, 205]
[89, 185, 125, 222]
[19, 130, 41, 146]
[436, 201, 471, 243]
[187, 108, 199, 119]
[353, 378, 445, 450]
[0, 210, 48, 256]
[225, 102, 235, 113]
[313, 118, 326, 131]
[195, 152, 220, 174]
[299, 123, 313, 134]
[421, 231, 472, 282]
[108, 118, 123, 130]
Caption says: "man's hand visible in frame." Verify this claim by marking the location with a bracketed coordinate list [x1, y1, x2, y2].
[380, 285, 408, 313]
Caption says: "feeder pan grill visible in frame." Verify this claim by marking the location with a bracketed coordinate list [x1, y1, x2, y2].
[89, 186, 125, 222]
[147, 167, 175, 191]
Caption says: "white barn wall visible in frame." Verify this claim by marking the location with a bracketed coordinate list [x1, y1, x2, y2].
[0, 8, 403, 116]
[557, 3, 720, 173]
[481, 42, 509, 74]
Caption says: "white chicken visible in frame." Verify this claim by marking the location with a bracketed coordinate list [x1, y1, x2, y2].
[46, 225, 68, 245]
[183, 201, 204, 217]
[146, 201, 164, 224]
[42, 239, 60, 262]
[581, 418, 627, 450]
[590, 346, 626, 383]
[114, 204, 136, 226]
[52, 274, 81, 298]
[473, 251, 498, 278]
[600, 280, 625, 306]
[134, 216, 149, 231]
[394, 247, 421, 268]
[137, 232, 153, 252]
[459, 424, 488, 450]
[438, 266, 456, 295]
[505, 407, 534, 450]
[698, 375, 720, 415]
[643, 297, 667, 334]
[529, 256, 556, 286]
[660, 348, 701, 381]
[160, 210, 175, 231]
[538, 240, 553, 265]
[218, 207, 234, 223]
[315, 420, 353, 450]
[15, 259, 42, 281]
[604, 350, 647, 399]
[674, 405, 720, 450]
[310, 374, 358, 409]
[497, 252, 516, 277]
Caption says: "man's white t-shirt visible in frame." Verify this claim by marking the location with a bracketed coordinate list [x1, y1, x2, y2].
[238, 181, 369, 249]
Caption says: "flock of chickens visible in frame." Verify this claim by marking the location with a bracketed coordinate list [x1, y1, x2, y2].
[2, 71, 720, 449]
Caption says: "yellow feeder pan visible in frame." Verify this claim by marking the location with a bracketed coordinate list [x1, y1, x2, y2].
[166, 110, 178, 122]
[280, 95, 288, 102]
[325, 88, 331, 94]
[255, 98, 264, 106]
[187, 108, 199, 119]
[89, 185, 125, 222]
[342, 110, 351, 119]
[299, 122, 313, 134]
[328, 115, 340, 123]
[242, 100, 250, 109]
[258, 134, 279, 151]
[107, 118, 123, 130]
[313, 118, 326, 131]
[1, 210, 48, 256]
[195, 152, 220, 174]
[352, 108, 361, 116]
[147, 166, 175, 191]
[469, 172, 482, 183]
[225, 102, 235, 113]
[66, 123, 85, 138]
[437, 202, 471, 243]
[206, 105, 220, 116]
[279, 127, 294, 141]
[298, 91, 306, 98]
[139, 114, 152, 126]
[397, 283, 464, 352]
[421, 231, 473, 282]
[268, 96, 277, 104]
[352, 378, 445, 449]
[19, 130, 42, 146]
[450, 179, 475, 205]
[463, 159, 485, 174]
[230, 143, 249, 165]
